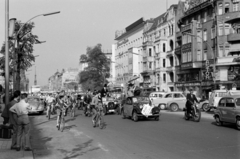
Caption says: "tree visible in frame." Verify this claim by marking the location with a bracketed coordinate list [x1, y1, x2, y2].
[79, 44, 110, 91]
[0, 21, 39, 90]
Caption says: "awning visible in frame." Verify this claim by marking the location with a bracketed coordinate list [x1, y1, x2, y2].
[225, 17, 240, 24]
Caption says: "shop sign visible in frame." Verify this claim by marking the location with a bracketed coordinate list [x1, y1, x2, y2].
[175, 82, 201, 87]
[181, 63, 193, 69]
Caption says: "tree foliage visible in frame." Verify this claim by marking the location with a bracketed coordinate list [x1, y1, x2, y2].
[0, 21, 39, 90]
[79, 44, 110, 91]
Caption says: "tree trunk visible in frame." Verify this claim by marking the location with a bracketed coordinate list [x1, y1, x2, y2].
[15, 40, 21, 91]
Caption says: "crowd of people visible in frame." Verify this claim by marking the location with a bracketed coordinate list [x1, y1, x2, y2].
[0, 84, 110, 151]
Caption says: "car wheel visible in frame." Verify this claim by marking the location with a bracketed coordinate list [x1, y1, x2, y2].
[236, 117, 240, 130]
[202, 103, 210, 112]
[158, 104, 166, 110]
[121, 109, 126, 119]
[215, 115, 223, 126]
[132, 111, 138, 122]
[170, 103, 179, 112]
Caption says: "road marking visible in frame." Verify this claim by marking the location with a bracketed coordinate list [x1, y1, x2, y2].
[97, 143, 109, 152]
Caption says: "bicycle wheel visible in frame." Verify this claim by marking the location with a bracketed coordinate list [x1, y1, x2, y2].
[60, 116, 65, 132]
[57, 116, 61, 130]
[48, 106, 51, 120]
[99, 116, 103, 129]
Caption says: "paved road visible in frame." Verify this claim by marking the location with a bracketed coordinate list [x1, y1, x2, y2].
[30, 110, 240, 159]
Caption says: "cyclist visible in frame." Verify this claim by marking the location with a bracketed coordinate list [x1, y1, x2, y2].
[56, 95, 68, 129]
[92, 91, 103, 127]
[83, 90, 92, 116]
[46, 93, 55, 118]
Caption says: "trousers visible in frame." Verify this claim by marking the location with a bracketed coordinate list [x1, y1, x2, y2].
[16, 115, 30, 148]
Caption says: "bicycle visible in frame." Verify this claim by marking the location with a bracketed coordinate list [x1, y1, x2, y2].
[93, 107, 104, 129]
[70, 103, 76, 118]
[46, 103, 53, 120]
[57, 107, 67, 132]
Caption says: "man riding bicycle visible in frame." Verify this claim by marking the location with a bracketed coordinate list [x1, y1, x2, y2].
[56, 95, 68, 129]
[92, 91, 103, 127]
[46, 94, 55, 119]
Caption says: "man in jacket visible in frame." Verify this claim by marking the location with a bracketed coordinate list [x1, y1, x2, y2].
[91, 91, 103, 127]
[185, 88, 199, 115]
[101, 84, 108, 98]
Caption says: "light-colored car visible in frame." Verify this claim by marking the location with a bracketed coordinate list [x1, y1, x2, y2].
[166, 97, 209, 112]
[213, 95, 240, 130]
[149, 92, 166, 101]
[151, 92, 186, 110]
[209, 90, 240, 109]
[27, 96, 44, 115]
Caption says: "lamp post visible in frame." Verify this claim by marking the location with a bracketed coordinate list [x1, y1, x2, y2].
[12, 11, 60, 91]
[183, 32, 216, 90]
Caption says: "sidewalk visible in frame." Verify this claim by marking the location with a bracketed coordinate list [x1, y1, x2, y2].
[0, 113, 34, 159]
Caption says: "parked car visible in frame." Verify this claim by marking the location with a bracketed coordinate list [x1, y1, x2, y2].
[122, 96, 160, 122]
[209, 90, 240, 109]
[27, 96, 44, 115]
[149, 92, 166, 101]
[213, 95, 240, 130]
[166, 97, 209, 112]
[102, 97, 119, 115]
[151, 92, 186, 110]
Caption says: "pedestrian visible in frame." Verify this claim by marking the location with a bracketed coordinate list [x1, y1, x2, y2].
[1, 93, 13, 125]
[9, 93, 32, 151]
[8, 90, 21, 150]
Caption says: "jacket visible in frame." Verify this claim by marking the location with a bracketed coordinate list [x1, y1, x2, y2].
[186, 93, 199, 107]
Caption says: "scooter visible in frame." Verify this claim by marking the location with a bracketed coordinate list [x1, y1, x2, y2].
[183, 103, 201, 122]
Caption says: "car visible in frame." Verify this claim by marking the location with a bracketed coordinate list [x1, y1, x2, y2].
[209, 90, 240, 110]
[149, 92, 166, 101]
[166, 97, 209, 112]
[102, 97, 119, 115]
[113, 94, 125, 115]
[213, 95, 240, 130]
[122, 96, 160, 122]
[151, 92, 186, 110]
[27, 96, 44, 115]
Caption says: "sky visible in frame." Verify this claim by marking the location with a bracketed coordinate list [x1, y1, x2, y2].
[0, 0, 179, 87]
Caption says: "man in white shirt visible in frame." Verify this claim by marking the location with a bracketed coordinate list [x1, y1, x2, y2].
[9, 93, 32, 151]
[46, 94, 55, 118]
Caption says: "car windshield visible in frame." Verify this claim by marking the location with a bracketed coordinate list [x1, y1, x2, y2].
[236, 98, 240, 106]
[132, 97, 149, 103]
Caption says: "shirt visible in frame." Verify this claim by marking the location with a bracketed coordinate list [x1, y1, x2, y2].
[46, 96, 54, 103]
[10, 100, 31, 116]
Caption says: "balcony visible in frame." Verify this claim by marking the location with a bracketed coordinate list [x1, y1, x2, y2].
[141, 67, 154, 75]
[180, 61, 202, 70]
[175, 47, 181, 55]
[166, 66, 173, 72]
[166, 50, 174, 56]
[227, 33, 240, 42]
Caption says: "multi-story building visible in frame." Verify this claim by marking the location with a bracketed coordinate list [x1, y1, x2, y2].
[48, 70, 64, 91]
[113, 18, 145, 88]
[176, 0, 240, 97]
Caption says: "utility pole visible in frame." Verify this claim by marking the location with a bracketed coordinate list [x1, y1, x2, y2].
[5, 0, 9, 105]
[34, 66, 37, 85]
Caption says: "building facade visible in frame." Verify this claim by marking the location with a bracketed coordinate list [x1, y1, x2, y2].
[176, 0, 240, 97]
[48, 70, 64, 91]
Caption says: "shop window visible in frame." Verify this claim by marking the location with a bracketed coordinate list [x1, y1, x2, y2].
[203, 30, 207, 41]
[225, 2, 230, 13]
[218, 3, 223, 15]
[163, 59, 166, 68]
[233, 2, 239, 12]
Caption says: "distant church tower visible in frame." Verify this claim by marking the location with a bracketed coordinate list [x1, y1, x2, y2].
[34, 66, 37, 85]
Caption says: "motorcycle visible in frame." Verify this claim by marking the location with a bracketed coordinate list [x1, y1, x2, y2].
[183, 103, 201, 122]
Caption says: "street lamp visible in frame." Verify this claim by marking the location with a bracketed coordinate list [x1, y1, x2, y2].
[183, 32, 216, 89]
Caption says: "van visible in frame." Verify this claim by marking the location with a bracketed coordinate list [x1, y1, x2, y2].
[209, 90, 240, 109]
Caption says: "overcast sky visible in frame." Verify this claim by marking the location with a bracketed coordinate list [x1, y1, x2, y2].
[0, 0, 179, 87]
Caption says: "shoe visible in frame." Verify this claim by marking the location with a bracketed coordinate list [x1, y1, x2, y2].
[24, 147, 32, 151]
[16, 147, 20, 151]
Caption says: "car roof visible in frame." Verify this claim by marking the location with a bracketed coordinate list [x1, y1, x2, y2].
[150, 92, 165, 94]
[213, 90, 227, 92]
[165, 92, 183, 94]
[219, 95, 240, 99]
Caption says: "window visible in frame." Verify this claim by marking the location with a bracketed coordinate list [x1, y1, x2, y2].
[225, 2, 230, 13]
[218, 3, 223, 15]
[233, 2, 239, 12]
[225, 24, 230, 35]
[165, 93, 172, 98]
[226, 98, 235, 107]
[218, 24, 223, 36]
[163, 43, 166, 52]
[187, 34, 192, 43]
[203, 30, 207, 41]
[188, 52, 192, 62]
[211, 28, 216, 39]
[236, 98, 240, 107]
[204, 50, 207, 60]
[149, 62, 152, 69]
[149, 48, 152, 56]
[203, 11, 207, 22]
[163, 73, 166, 83]
[219, 98, 226, 107]
[219, 46, 224, 57]
[163, 59, 166, 68]
[174, 94, 184, 98]
[197, 50, 202, 61]
[164, 29, 166, 36]
[225, 46, 229, 57]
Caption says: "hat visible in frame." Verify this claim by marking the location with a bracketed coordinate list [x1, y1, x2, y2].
[104, 84, 107, 87]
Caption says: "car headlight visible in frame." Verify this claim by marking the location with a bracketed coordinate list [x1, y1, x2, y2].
[139, 105, 143, 109]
